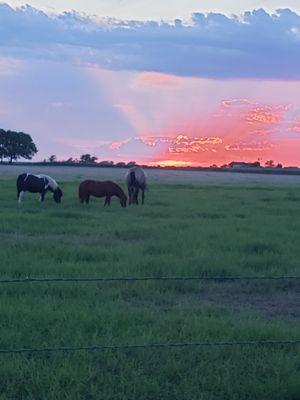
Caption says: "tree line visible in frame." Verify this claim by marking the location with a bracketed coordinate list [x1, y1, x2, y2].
[0, 129, 37, 163]
[46, 154, 137, 168]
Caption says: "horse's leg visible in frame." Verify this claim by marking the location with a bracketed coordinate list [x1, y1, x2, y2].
[104, 196, 108, 206]
[142, 189, 145, 205]
[107, 196, 111, 206]
[18, 191, 25, 204]
[40, 191, 46, 202]
[135, 188, 139, 205]
[85, 195, 90, 205]
[128, 188, 132, 205]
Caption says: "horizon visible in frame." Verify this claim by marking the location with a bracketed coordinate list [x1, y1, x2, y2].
[1, 2, 300, 167]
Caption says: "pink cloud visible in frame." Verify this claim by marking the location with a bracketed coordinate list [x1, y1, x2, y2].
[287, 117, 300, 133]
[169, 134, 223, 153]
[135, 72, 181, 87]
[225, 140, 273, 152]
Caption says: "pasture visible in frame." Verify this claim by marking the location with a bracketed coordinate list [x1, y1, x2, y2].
[0, 168, 299, 399]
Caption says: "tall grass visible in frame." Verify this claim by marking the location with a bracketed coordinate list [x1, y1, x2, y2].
[0, 180, 299, 399]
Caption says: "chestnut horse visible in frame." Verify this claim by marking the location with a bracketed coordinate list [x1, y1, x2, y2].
[79, 180, 127, 208]
[126, 166, 147, 205]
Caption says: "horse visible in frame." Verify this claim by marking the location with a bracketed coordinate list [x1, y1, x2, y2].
[126, 166, 147, 205]
[78, 180, 127, 208]
[17, 173, 63, 204]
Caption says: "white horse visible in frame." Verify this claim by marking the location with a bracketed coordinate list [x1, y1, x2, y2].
[126, 167, 147, 205]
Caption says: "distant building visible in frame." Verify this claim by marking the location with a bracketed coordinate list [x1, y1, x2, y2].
[228, 161, 261, 169]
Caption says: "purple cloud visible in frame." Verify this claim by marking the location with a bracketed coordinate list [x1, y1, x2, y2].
[1, 4, 300, 79]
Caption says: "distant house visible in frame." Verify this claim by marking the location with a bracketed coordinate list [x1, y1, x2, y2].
[228, 161, 261, 169]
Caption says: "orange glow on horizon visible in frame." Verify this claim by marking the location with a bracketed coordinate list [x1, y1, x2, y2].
[90, 69, 300, 167]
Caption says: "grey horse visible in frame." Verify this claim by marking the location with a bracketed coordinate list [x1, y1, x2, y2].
[126, 167, 147, 205]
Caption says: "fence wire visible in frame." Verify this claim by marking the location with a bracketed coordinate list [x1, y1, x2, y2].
[0, 339, 299, 355]
[0, 275, 299, 284]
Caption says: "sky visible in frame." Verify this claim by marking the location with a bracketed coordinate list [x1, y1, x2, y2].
[1, 1, 300, 166]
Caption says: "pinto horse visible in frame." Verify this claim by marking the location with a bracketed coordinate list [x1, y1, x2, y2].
[79, 180, 127, 208]
[17, 173, 63, 204]
[126, 166, 147, 205]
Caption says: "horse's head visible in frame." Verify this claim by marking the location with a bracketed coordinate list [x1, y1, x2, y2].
[53, 187, 63, 203]
[120, 194, 127, 208]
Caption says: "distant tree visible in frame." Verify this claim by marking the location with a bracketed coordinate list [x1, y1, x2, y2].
[98, 160, 114, 167]
[65, 157, 75, 164]
[115, 162, 126, 168]
[0, 129, 6, 163]
[276, 163, 283, 169]
[265, 160, 275, 168]
[127, 161, 137, 168]
[0, 129, 37, 163]
[80, 154, 98, 164]
[48, 155, 57, 163]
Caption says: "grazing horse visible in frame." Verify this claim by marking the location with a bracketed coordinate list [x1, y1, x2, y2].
[126, 166, 147, 205]
[17, 173, 63, 204]
[79, 180, 127, 208]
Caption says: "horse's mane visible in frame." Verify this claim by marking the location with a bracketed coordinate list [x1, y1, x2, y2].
[37, 174, 58, 191]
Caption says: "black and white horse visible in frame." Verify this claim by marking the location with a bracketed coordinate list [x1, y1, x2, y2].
[17, 173, 63, 204]
[126, 167, 147, 205]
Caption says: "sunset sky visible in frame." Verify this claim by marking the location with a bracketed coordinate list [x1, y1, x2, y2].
[1, 1, 300, 166]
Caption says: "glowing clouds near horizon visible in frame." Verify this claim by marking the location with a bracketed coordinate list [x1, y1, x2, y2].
[90, 70, 300, 166]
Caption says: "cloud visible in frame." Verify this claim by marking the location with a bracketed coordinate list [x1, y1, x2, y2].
[135, 72, 181, 86]
[1, 4, 300, 79]
[0, 56, 22, 75]
[287, 117, 300, 132]
[168, 134, 222, 153]
[225, 140, 273, 151]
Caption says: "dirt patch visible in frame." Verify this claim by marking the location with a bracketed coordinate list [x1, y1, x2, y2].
[198, 280, 300, 319]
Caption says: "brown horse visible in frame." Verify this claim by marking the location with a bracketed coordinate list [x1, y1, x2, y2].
[79, 180, 127, 208]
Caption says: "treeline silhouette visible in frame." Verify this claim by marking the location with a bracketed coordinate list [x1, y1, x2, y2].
[44, 154, 140, 168]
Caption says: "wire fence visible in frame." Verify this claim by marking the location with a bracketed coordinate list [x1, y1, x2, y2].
[0, 275, 299, 284]
[1, 274, 299, 357]
[0, 339, 299, 355]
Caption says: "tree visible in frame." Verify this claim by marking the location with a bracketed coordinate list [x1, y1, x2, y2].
[265, 160, 275, 168]
[65, 157, 75, 164]
[0, 129, 6, 163]
[80, 154, 98, 164]
[0, 129, 37, 163]
[127, 161, 137, 168]
[115, 162, 126, 168]
[98, 160, 114, 167]
[48, 155, 57, 163]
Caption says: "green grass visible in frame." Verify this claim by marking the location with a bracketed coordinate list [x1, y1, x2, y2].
[0, 179, 299, 399]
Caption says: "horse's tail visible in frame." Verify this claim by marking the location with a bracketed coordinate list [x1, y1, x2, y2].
[129, 171, 137, 186]
[16, 173, 26, 198]
[78, 182, 86, 203]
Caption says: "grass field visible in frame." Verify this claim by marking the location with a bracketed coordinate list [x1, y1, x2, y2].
[0, 173, 299, 399]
